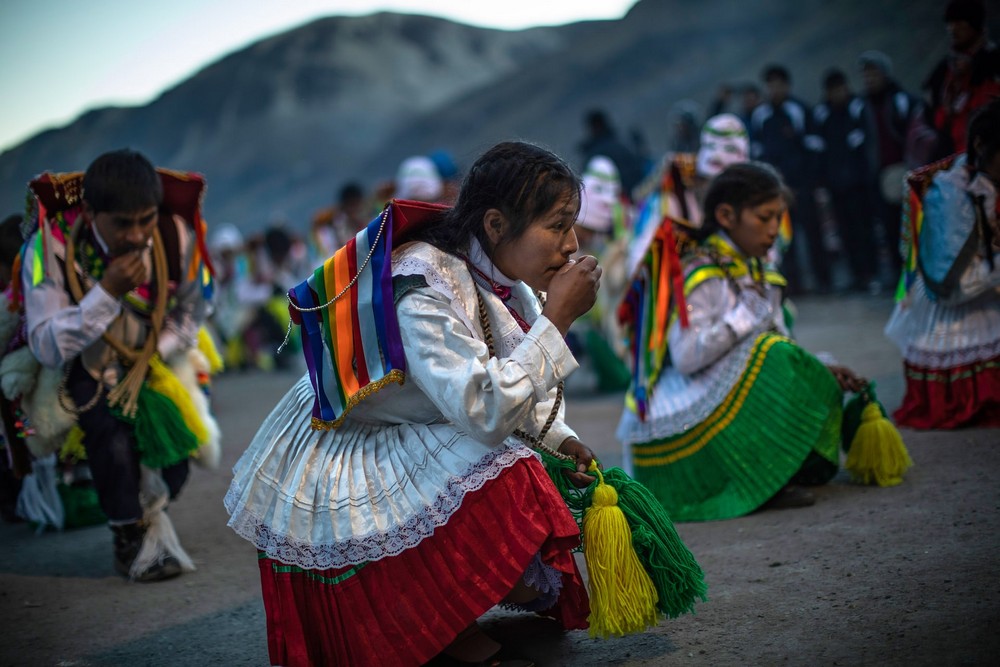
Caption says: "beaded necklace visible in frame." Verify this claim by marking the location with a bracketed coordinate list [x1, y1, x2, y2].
[472, 284, 573, 462]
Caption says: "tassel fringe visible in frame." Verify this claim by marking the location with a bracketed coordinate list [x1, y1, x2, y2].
[583, 462, 660, 638]
[843, 383, 914, 487]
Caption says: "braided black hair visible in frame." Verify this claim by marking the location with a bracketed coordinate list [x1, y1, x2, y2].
[695, 162, 789, 241]
[412, 141, 581, 258]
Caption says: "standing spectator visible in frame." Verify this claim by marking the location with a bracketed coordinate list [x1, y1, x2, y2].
[579, 109, 646, 200]
[750, 64, 831, 293]
[813, 69, 880, 292]
[858, 50, 925, 278]
[923, 0, 1000, 159]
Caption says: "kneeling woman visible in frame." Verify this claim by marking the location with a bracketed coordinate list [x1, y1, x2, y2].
[226, 142, 603, 666]
[617, 162, 864, 521]
[885, 99, 1000, 429]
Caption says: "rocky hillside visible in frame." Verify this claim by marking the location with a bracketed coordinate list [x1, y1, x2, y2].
[0, 0, 969, 232]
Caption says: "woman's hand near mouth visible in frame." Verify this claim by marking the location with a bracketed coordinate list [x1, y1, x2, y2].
[542, 255, 602, 336]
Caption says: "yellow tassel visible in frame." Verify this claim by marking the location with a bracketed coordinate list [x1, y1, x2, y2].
[58, 425, 88, 463]
[583, 461, 659, 638]
[197, 326, 225, 374]
[845, 402, 913, 487]
[146, 356, 209, 446]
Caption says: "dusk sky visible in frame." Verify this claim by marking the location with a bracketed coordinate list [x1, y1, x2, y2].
[0, 0, 637, 152]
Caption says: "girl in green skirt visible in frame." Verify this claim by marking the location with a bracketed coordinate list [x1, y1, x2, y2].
[617, 162, 865, 521]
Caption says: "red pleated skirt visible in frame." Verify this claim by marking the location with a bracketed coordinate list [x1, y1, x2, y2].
[894, 357, 1000, 429]
[257, 456, 589, 667]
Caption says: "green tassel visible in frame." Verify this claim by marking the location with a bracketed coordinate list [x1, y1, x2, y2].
[534, 450, 707, 619]
[602, 467, 708, 618]
[111, 384, 200, 469]
[57, 482, 107, 529]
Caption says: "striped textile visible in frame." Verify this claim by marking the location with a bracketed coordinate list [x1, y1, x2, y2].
[287, 199, 447, 429]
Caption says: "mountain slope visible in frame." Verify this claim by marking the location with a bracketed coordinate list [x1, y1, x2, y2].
[0, 0, 960, 231]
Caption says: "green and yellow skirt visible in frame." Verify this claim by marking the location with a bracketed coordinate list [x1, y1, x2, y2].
[631, 334, 842, 521]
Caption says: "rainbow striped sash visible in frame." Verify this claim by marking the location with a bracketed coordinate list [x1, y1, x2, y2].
[287, 199, 447, 429]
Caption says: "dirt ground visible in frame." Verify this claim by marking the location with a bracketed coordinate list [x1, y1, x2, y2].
[2, 293, 998, 667]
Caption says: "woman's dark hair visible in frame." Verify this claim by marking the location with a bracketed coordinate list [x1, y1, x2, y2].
[82, 149, 162, 215]
[967, 97, 1000, 169]
[412, 141, 581, 258]
[695, 162, 788, 241]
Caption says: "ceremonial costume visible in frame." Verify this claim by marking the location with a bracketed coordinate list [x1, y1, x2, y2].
[20, 170, 218, 577]
[227, 232, 590, 666]
[885, 155, 1000, 428]
[617, 232, 842, 521]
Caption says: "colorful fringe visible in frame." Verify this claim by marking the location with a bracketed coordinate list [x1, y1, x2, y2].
[618, 208, 691, 420]
[109, 360, 206, 470]
[287, 200, 446, 429]
[619, 232, 786, 422]
[630, 333, 842, 521]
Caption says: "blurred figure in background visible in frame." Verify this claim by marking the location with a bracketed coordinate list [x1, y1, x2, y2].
[395, 155, 445, 203]
[885, 98, 1000, 429]
[668, 101, 702, 154]
[429, 148, 462, 204]
[923, 0, 1000, 160]
[208, 224, 268, 371]
[751, 64, 831, 293]
[812, 68, 880, 292]
[239, 226, 308, 372]
[633, 112, 751, 248]
[578, 108, 647, 200]
[310, 182, 371, 260]
[566, 157, 631, 394]
[0, 213, 28, 523]
[858, 49, 927, 281]
[708, 83, 762, 130]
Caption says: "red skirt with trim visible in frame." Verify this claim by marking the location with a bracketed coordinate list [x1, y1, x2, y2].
[894, 357, 1000, 429]
[257, 456, 589, 667]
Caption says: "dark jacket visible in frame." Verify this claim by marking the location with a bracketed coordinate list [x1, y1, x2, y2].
[812, 96, 877, 190]
[749, 97, 820, 189]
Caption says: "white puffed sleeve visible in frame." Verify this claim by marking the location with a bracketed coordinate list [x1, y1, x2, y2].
[397, 287, 579, 447]
[668, 278, 774, 376]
